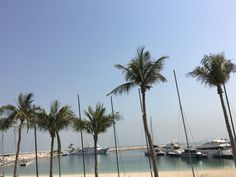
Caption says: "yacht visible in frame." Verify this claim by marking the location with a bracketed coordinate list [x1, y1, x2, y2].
[144, 145, 165, 156]
[164, 141, 183, 157]
[72, 144, 109, 155]
[181, 147, 207, 159]
[196, 139, 231, 157]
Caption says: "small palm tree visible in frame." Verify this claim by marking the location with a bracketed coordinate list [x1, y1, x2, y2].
[74, 103, 120, 177]
[0, 117, 11, 177]
[37, 100, 75, 177]
[187, 53, 236, 166]
[0, 93, 38, 177]
[108, 47, 168, 177]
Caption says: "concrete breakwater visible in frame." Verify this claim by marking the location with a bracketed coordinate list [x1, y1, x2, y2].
[0, 151, 51, 166]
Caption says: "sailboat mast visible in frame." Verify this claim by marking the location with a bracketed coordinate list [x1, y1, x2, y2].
[1, 131, 4, 177]
[110, 96, 120, 177]
[77, 94, 86, 177]
[173, 70, 195, 177]
[223, 83, 236, 141]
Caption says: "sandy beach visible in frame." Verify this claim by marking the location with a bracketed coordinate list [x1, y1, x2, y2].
[3, 168, 235, 177]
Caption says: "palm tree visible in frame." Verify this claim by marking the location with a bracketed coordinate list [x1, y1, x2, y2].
[0, 117, 12, 176]
[73, 103, 120, 177]
[0, 93, 38, 177]
[187, 53, 236, 167]
[108, 47, 168, 177]
[37, 100, 75, 177]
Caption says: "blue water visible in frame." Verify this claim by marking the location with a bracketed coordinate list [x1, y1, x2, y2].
[1, 150, 234, 176]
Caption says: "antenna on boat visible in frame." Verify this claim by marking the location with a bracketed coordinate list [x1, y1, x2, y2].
[77, 94, 86, 177]
[138, 89, 153, 177]
[110, 96, 120, 177]
[173, 70, 195, 177]
[223, 83, 236, 141]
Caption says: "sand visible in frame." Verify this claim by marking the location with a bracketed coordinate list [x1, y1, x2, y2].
[4, 168, 236, 177]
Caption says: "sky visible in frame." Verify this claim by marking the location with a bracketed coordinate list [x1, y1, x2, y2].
[0, 0, 236, 153]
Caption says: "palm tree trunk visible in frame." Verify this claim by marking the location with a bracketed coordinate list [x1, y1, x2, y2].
[94, 135, 98, 177]
[50, 135, 55, 177]
[217, 85, 236, 167]
[13, 121, 23, 177]
[141, 88, 159, 177]
[56, 132, 62, 177]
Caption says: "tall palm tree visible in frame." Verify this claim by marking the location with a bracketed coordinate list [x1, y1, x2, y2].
[37, 100, 75, 177]
[187, 53, 236, 166]
[0, 93, 38, 177]
[108, 47, 168, 177]
[73, 103, 120, 177]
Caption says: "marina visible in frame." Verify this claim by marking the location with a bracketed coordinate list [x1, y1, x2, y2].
[0, 148, 235, 176]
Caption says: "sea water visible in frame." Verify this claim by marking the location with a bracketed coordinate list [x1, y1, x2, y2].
[0, 150, 234, 176]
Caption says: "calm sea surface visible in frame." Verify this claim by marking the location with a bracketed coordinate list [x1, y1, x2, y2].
[1, 150, 234, 176]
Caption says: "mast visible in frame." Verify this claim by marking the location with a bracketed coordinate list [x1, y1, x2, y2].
[1, 131, 4, 177]
[34, 125, 39, 177]
[173, 70, 195, 177]
[77, 94, 86, 177]
[223, 83, 236, 141]
[110, 96, 120, 177]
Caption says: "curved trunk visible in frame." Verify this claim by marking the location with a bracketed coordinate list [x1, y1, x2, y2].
[141, 88, 159, 177]
[13, 121, 23, 177]
[49, 134, 55, 177]
[217, 85, 236, 167]
[56, 132, 62, 177]
[94, 135, 98, 177]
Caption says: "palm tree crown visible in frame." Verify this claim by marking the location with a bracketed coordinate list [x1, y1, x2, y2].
[187, 53, 236, 88]
[108, 47, 168, 95]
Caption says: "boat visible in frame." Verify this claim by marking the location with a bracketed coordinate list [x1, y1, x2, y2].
[20, 159, 32, 167]
[213, 149, 233, 159]
[181, 147, 207, 159]
[164, 141, 183, 157]
[196, 139, 231, 157]
[72, 144, 109, 155]
[144, 145, 165, 156]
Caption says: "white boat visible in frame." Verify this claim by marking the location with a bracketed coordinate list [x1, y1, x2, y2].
[20, 159, 32, 167]
[196, 139, 231, 157]
[144, 145, 165, 156]
[72, 144, 109, 155]
[164, 141, 183, 157]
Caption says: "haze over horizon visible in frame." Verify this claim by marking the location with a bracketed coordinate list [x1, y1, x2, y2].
[0, 0, 236, 153]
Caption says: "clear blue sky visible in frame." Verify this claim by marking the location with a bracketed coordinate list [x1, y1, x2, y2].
[0, 0, 236, 152]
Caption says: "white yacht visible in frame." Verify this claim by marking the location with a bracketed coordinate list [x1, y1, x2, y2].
[72, 144, 109, 155]
[196, 139, 231, 157]
[164, 141, 183, 157]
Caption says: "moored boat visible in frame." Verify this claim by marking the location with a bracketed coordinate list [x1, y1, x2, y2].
[164, 141, 183, 157]
[196, 139, 231, 157]
[72, 144, 109, 155]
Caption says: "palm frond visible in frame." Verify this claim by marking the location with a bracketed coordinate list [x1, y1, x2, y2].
[107, 82, 135, 96]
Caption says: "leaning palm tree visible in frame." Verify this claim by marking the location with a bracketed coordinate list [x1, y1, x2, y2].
[73, 103, 120, 177]
[37, 100, 75, 177]
[187, 53, 236, 167]
[108, 47, 168, 177]
[0, 93, 38, 177]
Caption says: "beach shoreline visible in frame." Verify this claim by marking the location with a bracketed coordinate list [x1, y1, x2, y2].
[3, 168, 236, 177]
